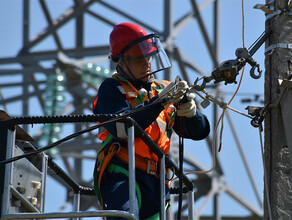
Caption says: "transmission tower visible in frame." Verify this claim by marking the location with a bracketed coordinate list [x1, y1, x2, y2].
[0, 0, 265, 219]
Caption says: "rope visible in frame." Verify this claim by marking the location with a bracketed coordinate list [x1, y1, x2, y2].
[172, 0, 248, 177]
[217, 0, 246, 152]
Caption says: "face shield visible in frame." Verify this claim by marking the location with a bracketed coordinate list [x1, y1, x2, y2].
[119, 34, 172, 80]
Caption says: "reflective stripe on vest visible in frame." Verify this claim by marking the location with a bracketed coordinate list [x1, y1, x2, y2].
[97, 73, 173, 162]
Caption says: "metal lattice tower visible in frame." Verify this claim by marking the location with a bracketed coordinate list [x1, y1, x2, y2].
[0, 0, 264, 219]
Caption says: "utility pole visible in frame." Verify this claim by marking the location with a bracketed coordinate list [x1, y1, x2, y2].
[264, 0, 292, 219]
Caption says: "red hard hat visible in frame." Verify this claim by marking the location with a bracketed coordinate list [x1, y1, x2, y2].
[110, 23, 156, 62]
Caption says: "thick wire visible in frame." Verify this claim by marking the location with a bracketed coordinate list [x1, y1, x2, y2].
[177, 134, 184, 220]
[0, 99, 165, 165]
[1, 122, 100, 165]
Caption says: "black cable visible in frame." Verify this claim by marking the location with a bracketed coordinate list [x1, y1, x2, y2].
[177, 123, 184, 220]
[0, 123, 101, 165]
[0, 99, 165, 165]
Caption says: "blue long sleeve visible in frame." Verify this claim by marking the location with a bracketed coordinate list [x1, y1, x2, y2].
[173, 110, 210, 140]
[94, 77, 210, 141]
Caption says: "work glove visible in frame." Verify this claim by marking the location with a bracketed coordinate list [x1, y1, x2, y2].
[176, 93, 197, 118]
[158, 80, 189, 105]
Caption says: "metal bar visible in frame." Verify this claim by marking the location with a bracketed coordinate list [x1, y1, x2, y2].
[20, 0, 96, 52]
[190, 0, 218, 67]
[176, 49, 209, 76]
[0, 68, 54, 75]
[40, 154, 48, 212]
[0, 124, 10, 217]
[0, 89, 46, 105]
[10, 185, 40, 213]
[225, 185, 263, 216]
[188, 190, 195, 220]
[21, 0, 30, 130]
[97, 1, 160, 34]
[160, 154, 166, 220]
[163, 0, 173, 80]
[1, 128, 16, 217]
[0, 81, 46, 88]
[21, 0, 31, 132]
[86, 9, 116, 27]
[39, 0, 63, 50]
[73, 191, 81, 220]
[23, 0, 29, 47]
[0, 47, 109, 65]
[72, 0, 86, 183]
[47, 157, 80, 193]
[29, 68, 46, 110]
[1, 210, 136, 220]
[127, 122, 137, 217]
[75, 0, 84, 53]
[173, 46, 191, 84]
[195, 183, 217, 218]
[172, 0, 215, 40]
[213, 192, 220, 220]
[163, 0, 173, 39]
[213, 0, 220, 63]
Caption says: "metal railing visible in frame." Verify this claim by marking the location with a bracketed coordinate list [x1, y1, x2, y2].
[0, 114, 195, 220]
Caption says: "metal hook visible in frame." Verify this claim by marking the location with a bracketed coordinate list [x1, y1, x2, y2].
[251, 116, 260, 127]
[250, 64, 262, 79]
[193, 77, 207, 91]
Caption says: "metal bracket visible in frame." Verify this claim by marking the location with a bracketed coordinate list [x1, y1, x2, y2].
[266, 10, 292, 20]
[246, 105, 268, 128]
[265, 43, 292, 54]
[245, 106, 263, 117]
[254, 0, 275, 13]
[278, 60, 292, 88]
[279, 78, 292, 88]
[254, 0, 292, 20]
[254, 3, 274, 14]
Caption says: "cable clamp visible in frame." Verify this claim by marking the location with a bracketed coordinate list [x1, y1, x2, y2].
[265, 43, 292, 55]
[246, 105, 268, 128]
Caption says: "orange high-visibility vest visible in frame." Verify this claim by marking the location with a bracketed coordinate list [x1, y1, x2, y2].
[93, 73, 175, 162]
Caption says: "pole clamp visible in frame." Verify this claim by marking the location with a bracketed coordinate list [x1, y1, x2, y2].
[265, 43, 292, 54]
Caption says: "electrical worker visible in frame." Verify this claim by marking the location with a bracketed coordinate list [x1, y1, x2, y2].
[92, 22, 210, 219]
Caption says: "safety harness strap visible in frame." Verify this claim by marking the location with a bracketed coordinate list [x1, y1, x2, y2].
[93, 144, 117, 209]
[107, 163, 142, 211]
[97, 133, 114, 155]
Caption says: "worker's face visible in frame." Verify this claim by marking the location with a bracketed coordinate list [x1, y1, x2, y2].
[121, 56, 152, 82]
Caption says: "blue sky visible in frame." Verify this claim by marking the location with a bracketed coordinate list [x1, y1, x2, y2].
[0, 0, 267, 218]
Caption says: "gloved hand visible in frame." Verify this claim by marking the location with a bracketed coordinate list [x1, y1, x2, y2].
[176, 93, 197, 118]
[158, 80, 189, 105]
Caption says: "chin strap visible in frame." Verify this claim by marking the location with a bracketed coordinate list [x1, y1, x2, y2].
[117, 62, 138, 82]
